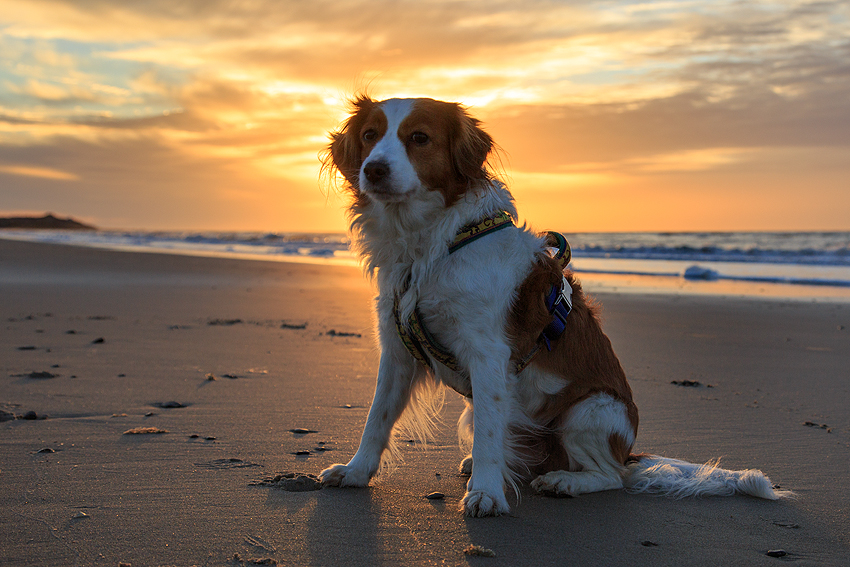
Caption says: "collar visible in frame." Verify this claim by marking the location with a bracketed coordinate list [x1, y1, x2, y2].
[448, 211, 514, 254]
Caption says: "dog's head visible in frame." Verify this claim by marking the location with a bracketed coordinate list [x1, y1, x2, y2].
[325, 96, 494, 207]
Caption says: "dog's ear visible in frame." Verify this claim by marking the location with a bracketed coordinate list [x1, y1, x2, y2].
[451, 105, 494, 184]
[327, 95, 377, 188]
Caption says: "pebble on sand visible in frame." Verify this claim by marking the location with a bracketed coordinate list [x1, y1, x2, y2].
[251, 472, 323, 492]
[463, 544, 496, 557]
[671, 380, 702, 387]
[326, 329, 362, 338]
[123, 427, 169, 435]
[156, 401, 187, 409]
[425, 492, 445, 500]
[23, 371, 58, 379]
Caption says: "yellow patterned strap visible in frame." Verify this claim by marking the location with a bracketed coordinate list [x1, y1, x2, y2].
[394, 297, 432, 370]
[448, 210, 514, 254]
[394, 294, 540, 381]
[394, 296, 465, 374]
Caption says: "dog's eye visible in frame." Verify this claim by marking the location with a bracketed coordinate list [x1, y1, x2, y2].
[411, 132, 429, 145]
[362, 129, 378, 142]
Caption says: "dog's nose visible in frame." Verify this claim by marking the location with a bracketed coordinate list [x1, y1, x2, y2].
[363, 160, 389, 184]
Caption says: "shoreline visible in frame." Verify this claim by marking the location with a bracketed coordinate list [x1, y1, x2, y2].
[3, 233, 849, 304]
[1, 238, 848, 566]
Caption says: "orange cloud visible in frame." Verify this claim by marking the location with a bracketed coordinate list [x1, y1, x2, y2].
[0, 0, 848, 231]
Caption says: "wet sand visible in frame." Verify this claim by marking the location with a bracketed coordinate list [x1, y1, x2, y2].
[1, 238, 848, 566]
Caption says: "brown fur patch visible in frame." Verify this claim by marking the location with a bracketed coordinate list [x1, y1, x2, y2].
[508, 253, 639, 468]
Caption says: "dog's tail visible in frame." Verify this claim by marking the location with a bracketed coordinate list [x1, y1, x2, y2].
[623, 455, 793, 500]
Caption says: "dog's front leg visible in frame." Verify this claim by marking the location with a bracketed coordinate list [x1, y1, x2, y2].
[319, 345, 415, 488]
[462, 352, 512, 517]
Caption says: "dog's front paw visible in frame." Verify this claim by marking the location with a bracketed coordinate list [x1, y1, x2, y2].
[318, 463, 371, 487]
[459, 455, 473, 475]
[462, 489, 510, 517]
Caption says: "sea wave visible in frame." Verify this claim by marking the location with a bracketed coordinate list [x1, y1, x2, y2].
[2, 229, 849, 289]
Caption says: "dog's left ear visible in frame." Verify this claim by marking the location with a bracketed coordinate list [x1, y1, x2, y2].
[451, 105, 494, 184]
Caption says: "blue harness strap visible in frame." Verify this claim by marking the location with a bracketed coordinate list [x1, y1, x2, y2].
[541, 276, 573, 351]
[394, 215, 573, 378]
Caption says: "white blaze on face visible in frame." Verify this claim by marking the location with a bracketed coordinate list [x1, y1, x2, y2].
[359, 99, 423, 200]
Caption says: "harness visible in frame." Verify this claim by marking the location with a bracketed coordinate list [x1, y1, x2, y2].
[394, 212, 573, 385]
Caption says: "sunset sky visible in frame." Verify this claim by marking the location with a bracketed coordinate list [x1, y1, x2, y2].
[1, 0, 848, 232]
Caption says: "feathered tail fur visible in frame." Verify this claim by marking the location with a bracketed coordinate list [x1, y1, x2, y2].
[625, 455, 793, 500]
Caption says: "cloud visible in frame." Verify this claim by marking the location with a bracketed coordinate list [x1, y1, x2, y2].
[0, 0, 848, 230]
[0, 164, 79, 180]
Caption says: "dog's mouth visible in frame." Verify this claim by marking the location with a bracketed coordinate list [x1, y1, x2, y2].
[362, 184, 414, 203]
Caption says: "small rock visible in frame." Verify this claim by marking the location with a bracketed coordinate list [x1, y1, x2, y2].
[72, 511, 89, 519]
[463, 544, 496, 557]
[640, 541, 659, 547]
[281, 322, 307, 329]
[36, 447, 55, 454]
[252, 472, 323, 492]
[208, 318, 242, 326]
[91, 337, 105, 344]
[17, 345, 37, 351]
[123, 427, 169, 435]
[326, 329, 362, 338]
[25, 371, 57, 379]
[205, 373, 217, 381]
[772, 521, 800, 529]
[293, 450, 311, 456]
[425, 492, 445, 500]
[671, 380, 701, 387]
[766, 549, 787, 558]
[156, 401, 186, 409]
[189, 434, 200, 439]
[0, 410, 16, 422]
[22, 411, 38, 420]
[290, 428, 317, 435]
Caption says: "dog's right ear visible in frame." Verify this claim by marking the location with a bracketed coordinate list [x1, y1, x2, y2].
[327, 95, 377, 189]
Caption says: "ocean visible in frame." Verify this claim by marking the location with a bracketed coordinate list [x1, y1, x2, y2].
[2, 229, 849, 296]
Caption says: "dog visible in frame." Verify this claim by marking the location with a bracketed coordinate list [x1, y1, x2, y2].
[318, 95, 788, 516]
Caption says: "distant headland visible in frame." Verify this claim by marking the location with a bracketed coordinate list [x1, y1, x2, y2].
[0, 213, 96, 230]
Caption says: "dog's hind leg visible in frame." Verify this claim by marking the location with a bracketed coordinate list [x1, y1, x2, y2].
[320, 343, 418, 487]
[530, 392, 635, 497]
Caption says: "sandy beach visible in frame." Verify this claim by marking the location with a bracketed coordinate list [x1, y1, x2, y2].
[1, 238, 848, 566]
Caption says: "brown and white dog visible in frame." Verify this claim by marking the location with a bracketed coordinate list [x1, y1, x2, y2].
[319, 96, 787, 516]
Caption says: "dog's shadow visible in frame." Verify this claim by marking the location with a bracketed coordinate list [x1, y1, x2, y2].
[262, 484, 382, 565]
